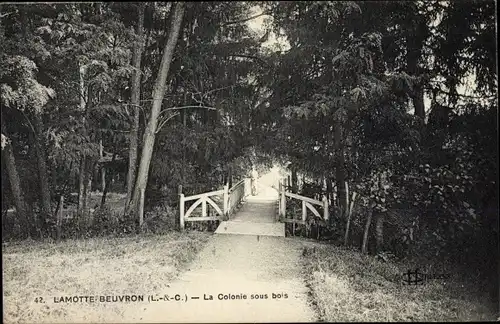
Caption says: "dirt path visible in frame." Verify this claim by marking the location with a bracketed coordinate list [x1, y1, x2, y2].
[125, 192, 317, 323]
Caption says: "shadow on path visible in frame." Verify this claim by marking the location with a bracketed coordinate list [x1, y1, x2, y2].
[126, 183, 317, 322]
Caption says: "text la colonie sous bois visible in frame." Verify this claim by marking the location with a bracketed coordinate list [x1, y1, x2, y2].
[53, 292, 289, 303]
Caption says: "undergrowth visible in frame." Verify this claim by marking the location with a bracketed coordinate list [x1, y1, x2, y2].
[301, 242, 497, 322]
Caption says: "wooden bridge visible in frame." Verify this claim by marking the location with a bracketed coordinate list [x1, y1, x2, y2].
[179, 177, 329, 236]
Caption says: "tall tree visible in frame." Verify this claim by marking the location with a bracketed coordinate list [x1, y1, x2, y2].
[33, 111, 52, 220]
[126, 2, 145, 206]
[127, 2, 185, 217]
[1, 116, 30, 237]
[1, 51, 56, 234]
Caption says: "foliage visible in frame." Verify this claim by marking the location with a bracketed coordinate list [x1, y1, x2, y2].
[0, 1, 497, 283]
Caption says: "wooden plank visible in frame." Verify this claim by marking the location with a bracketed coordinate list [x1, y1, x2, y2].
[184, 216, 221, 222]
[305, 201, 321, 219]
[184, 189, 225, 201]
[202, 197, 207, 217]
[302, 200, 307, 222]
[184, 198, 203, 218]
[323, 195, 329, 221]
[228, 179, 245, 193]
[283, 219, 306, 225]
[205, 196, 223, 216]
[285, 192, 323, 205]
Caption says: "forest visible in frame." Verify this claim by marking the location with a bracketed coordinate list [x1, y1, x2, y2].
[1, 1, 497, 284]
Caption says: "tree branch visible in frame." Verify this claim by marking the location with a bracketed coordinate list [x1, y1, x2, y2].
[203, 85, 234, 97]
[158, 105, 216, 116]
[156, 112, 180, 133]
[223, 54, 270, 67]
[222, 12, 270, 27]
[433, 88, 496, 100]
[0, 11, 16, 19]
[19, 109, 36, 134]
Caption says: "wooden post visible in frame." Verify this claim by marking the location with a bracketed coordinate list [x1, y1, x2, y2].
[101, 167, 106, 192]
[323, 195, 329, 221]
[302, 200, 307, 222]
[139, 188, 145, 228]
[278, 180, 282, 216]
[202, 195, 207, 217]
[280, 181, 286, 220]
[99, 139, 105, 191]
[345, 181, 349, 216]
[179, 185, 185, 230]
[223, 184, 229, 220]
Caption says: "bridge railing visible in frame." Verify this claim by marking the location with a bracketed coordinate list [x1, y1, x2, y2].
[278, 179, 329, 226]
[179, 178, 250, 230]
[226, 178, 249, 220]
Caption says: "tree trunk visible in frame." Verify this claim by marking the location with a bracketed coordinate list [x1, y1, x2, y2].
[361, 202, 375, 254]
[77, 63, 87, 218]
[407, 17, 425, 121]
[126, 2, 146, 206]
[375, 172, 385, 253]
[1, 118, 30, 238]
[412, 88, 425, 121]
[101, 154, 117, 206]
[334, 122, 347, 218]
[228, 164, 233, 188]
[344, 191, 357, 246]
[127, 2, 185, 217]
[326, 177, 333, 204]
[33, 112, 52, 220]
[375, 212, 385, 253]
[53, 161, 72, 218]
[77, 156, 86, 218]
[101, 167, 106, 191]
[99, 140, 106, 191]
[83, 157, 95, 222]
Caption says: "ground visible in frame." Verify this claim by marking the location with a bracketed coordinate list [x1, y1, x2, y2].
[129, 235, 316, 323]
[2, 186, 497, 323]
[301, 243, 497, 322]
[2, 232, 211, 323]
[3, 232, 497, 323]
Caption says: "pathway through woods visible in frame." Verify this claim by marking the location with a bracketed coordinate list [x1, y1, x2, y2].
[125, 187, 317, 322]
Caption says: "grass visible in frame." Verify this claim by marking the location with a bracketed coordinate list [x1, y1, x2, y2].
[301, 242, 497, 322]
[2, 231, 211, 323]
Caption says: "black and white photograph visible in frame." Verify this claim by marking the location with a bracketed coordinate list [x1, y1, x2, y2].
[1, 1, 498, 322]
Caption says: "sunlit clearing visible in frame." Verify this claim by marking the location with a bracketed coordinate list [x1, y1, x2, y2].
[250, 165, 283, 201]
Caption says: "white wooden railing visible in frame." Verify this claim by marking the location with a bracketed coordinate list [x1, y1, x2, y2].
[226, 179, 250, 220]
[278, 179, 329, 224]
[179, 178, 250, 230]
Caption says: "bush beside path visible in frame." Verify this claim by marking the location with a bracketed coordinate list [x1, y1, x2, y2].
[300, 241, 497, 322]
